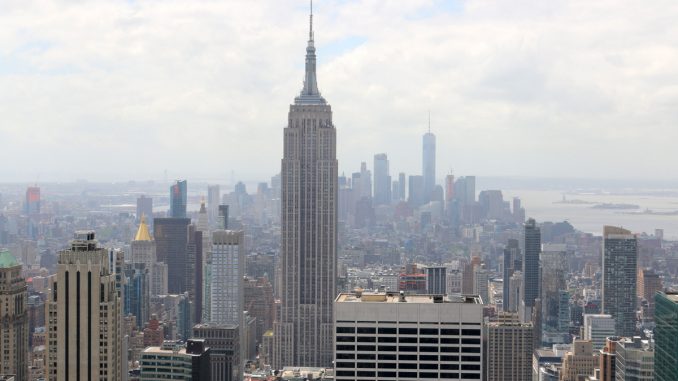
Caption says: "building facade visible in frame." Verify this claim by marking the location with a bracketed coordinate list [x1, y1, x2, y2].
[486, 312, 533, 381]
[334, 292, 483, 380]
[154, 218, 190, 295]
[46, 231, 122, 381]
[422, 130, 436, 202]
[193, 324, 240, 381]
[582, 314, 615, 350]
[169, 180, 187, 218]
[273, 7, 337, 369]
[0, 250, 28, 381]
[140, 339, 211, 381]
[602, 226, 638, 337]
[654, 292, 678, 381]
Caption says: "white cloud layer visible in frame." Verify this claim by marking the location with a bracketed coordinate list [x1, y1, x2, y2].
[1, 0, 677, 182]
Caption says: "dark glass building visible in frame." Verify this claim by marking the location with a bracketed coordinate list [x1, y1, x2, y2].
[522, 219, 541, 309]
[602, 226, 637, 337]
[154, 217, 190, 294]
[654, 291, 678, 381]
[169, 180, 187, 218]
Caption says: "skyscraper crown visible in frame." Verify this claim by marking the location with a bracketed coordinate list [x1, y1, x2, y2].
[295, 0, 326, 105]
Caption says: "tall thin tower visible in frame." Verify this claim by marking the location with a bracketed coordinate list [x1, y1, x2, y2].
[422, 113, 436, 202]
[274, 1, 338, 368]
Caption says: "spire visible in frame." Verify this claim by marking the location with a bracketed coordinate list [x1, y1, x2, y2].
[295, 0, 326, 105]
[428, 110, 431, 133]
[134, 214, 152, 241]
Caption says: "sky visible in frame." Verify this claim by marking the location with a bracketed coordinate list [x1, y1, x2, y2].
[1, 0, 678, 183]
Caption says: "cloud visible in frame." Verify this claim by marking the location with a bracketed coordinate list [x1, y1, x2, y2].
[0, 0, 677, 183]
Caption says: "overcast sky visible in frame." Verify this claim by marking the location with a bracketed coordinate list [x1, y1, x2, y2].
[1, 0, 677, 183]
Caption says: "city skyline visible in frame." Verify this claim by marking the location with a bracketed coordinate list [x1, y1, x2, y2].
[2, 1, 678, 181]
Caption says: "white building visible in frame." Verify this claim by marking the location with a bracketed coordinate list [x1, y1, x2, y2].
[582, 314, 615, 350]
[334, 291, 483, 380]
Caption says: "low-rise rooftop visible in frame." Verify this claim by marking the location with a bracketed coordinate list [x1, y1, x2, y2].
[336, 291, 481, 304]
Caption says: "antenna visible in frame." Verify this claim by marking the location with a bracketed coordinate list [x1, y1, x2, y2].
[310, 0, 314, 41]
[428, 110, 431, 133]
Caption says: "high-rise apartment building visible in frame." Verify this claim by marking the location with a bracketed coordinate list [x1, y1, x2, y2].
[486, 312, 533, 381]
[273, 7, 337, 369]
[334, 292, 483, 381]
[208, 230, 244, 327]
[46, 231, 122, 381]
[614, 336, 654, 380]
[582, 314, 615, 350]
[154, 217, 190, 295]
[654, 291, 678, 381]
[422, 128, 436, 202]
[373, 153, 391, 205]
[521, 218, 541, 321]
[0, 250, 28, 381]
[169, 180, 188, 218]
[602, 226, 638, 337]
[637, 268, 662, 319]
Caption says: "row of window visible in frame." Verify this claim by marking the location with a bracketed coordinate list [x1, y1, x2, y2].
[336, 362, 481, 371]
[336, 344, 481, 353]
[336, 327, 481, 336]
[336, 336, 481, 344]
[335, 370, 481, 379]
[336, 353, 470, 362]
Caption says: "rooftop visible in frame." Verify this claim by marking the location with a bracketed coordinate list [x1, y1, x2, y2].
[336, 292, 481, 304]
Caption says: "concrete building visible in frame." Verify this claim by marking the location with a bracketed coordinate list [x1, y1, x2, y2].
[582, 314, 615, 350]
[192, 324, 240, 381]
[207, 185, 220, 228]
[614, 337, 654, 380]
[0, 250, 28, 381]
[560, 340, 596, 381]
[602, 226, 638, 337]
[46, 231, 122, 381]
[541, 244, 569, 337]
[274, 7, 337, 369]
[243, 277, 275, 343]
[140, 339, 211, 380]
[486, 312, 533, 381]
[503, 239, 520, 312]
[653, 292, 678, 381]
[637, 269, 662, 319]
[334, 291, 484, 380]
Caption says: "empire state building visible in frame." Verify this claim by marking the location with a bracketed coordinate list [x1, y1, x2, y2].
[273, 5, 338, 368]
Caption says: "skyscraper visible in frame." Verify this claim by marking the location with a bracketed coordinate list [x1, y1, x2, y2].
[207, 185, 220, 228]
[398, 172, 406, 201]
[503, 239, 520, 312]
[408, 175, 425, 207]
[169, 180, 187, 218]
[136, 195, 153, 225]
[274, 5, 337, 368]
[486, 312, 534, 381]
[25, 186, 40, 215]
[654, 292, 678, 381]
[521, 218, 541, 320]
[208, 230, 244, 327]
[373, 153, 391, 205]
[131, 216, 167, 297]
[0, 250, 28, 381]
[602, 226, 637, 337]
[154, 217, 190, 295]
[422, 123, 436, 201]
[46, 231, 122, 381]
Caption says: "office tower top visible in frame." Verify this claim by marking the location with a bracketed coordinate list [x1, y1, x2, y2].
[47, 231, 122, 381]
[0, 249, 28, 381]
[135, 214, 152, 242]
[654, 292, 678, 381]
[522, 218, 541, 311]
[602, 225, 637, 337]
[422, 121, 436, 201]
[274, 3, 337, 369]
[218, 205, 229, 230]
[170, 180, 187, 218]
[207, 185, 220, 228]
